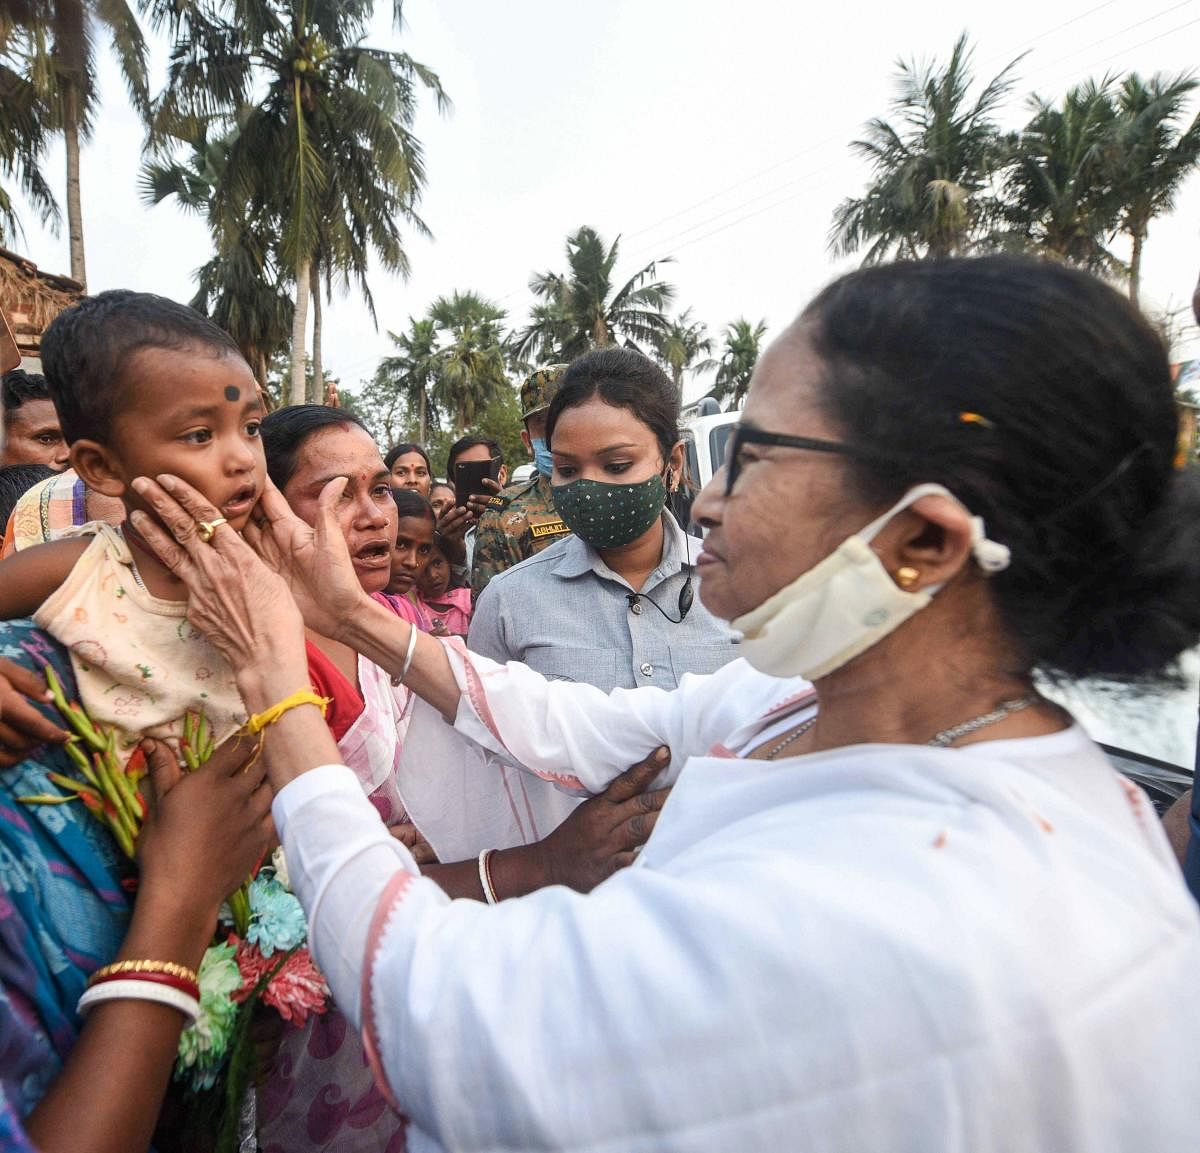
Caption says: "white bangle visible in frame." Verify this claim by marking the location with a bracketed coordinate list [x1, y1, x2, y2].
[391, 621, 420, 687]
[477, 848, 499, 905]
[77, 979, 201, 1025]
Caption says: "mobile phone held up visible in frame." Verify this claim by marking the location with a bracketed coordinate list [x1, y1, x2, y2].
[454, 456, 502, 506]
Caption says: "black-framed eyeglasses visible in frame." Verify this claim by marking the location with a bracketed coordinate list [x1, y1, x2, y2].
[723, 425, 879, 496]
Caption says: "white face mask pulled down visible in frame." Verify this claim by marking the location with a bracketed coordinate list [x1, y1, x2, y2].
[730, 483, 1012, 681]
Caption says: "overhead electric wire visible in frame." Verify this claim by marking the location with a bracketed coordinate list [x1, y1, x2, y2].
[977, 0, 1123, 68]
[340, 0, 1200, 385]
[1019, 0, 1196, 87]
[619, 5, 1200, 274]
[620, 132, 844, 244]
[626, 7, 1200, 277]
[1053, 15, 1200, 84]
[621, 0, 1162, 258]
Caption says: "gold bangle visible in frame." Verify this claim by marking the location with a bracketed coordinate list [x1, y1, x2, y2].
[88, 959, 199, 988]
[242, 689, 331, 737]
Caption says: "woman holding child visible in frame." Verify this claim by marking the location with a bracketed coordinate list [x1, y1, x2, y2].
[0, 664, 271, 1153]
[0, 291, 279, 1153]
[137, 258, 1200, 1152]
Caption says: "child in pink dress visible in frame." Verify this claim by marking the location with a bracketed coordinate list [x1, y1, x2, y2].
[416, 534, 473, 637]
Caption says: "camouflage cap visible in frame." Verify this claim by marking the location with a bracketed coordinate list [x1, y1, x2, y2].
[519, 364, 568, 420]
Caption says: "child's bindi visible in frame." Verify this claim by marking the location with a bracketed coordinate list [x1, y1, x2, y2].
[224, 386, 240, 402]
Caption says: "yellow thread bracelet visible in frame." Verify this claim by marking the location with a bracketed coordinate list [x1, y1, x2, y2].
[242, 690, 331, 737]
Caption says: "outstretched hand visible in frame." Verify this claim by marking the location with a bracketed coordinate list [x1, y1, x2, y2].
[390, 820, 438, 866]
[242, 477, 370, 641]
[128, 475, 308, 703]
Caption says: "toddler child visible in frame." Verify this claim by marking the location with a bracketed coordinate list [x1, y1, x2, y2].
[0, 291, 267, 762]
[416, 533, 473, 637]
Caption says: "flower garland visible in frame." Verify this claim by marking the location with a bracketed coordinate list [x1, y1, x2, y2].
[19, 672, 329, 1144]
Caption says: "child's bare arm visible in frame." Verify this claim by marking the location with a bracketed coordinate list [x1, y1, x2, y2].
[0, 539, 89, 619]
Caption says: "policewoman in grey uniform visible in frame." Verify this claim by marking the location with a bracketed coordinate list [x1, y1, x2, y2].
[468, 348, 736, 690]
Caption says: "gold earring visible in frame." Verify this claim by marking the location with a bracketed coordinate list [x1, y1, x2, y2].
[896, 566, 920, 589]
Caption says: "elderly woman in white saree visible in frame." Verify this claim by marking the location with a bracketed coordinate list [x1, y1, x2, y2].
[131, 257, 1200, 1153]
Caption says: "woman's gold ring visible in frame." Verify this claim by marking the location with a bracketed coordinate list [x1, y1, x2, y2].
[195, 517, 228, 544]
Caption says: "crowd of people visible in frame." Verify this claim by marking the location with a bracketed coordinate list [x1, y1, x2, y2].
[0, 255, 1198, 1152]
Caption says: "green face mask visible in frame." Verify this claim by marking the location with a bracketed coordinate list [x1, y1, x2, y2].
[552, 475, 668, 549]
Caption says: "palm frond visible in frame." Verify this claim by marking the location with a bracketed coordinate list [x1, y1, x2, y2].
[95, 0, 150, 117]
[830, 33, 1016, 261]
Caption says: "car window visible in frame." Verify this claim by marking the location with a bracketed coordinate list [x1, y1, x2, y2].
[683, 433, 700, 490]
[675, 431, 700, 531]
[710, 423, 734, 472]
[1039, 647, 1198, 772]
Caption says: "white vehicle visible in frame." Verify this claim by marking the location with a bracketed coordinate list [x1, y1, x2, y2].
[676, 398, 738, 531]
[680, 398, 738, 488]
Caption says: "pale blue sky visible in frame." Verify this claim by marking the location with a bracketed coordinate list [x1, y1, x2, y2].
[10, 0, 1200, 398]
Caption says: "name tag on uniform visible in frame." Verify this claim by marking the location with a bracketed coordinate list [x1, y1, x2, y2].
[529, 517, 569, 540]
[483, 494, 508, 509]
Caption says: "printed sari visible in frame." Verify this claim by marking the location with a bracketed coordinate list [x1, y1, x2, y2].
[0, 620, 131, 1149]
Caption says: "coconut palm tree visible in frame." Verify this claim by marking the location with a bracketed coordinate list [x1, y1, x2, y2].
[12, 0, 149, 285]
[144, 0, 447, 406]
[654, 308, 714, 389]
[1109, 72, 1200, 305]
[999, 79, 1122, 272]
[429, 289, 508, 432]
[0, 11, 58, 244]
[305, 49, 445, 404]
[516, 226, 675, 362]
[708, 318, 767, 409]
[830, 34, 1019, 263]
[516, 295, 573, 370]
[141, 131, 293, 388]
[190, 238, 294, 392]
[374, 316, 440, 443]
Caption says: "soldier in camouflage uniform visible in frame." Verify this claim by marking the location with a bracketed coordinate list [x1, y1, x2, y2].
[471, 365, 573, 600]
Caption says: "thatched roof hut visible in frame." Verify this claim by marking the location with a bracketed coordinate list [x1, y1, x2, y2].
[0, 247, 83, 366]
